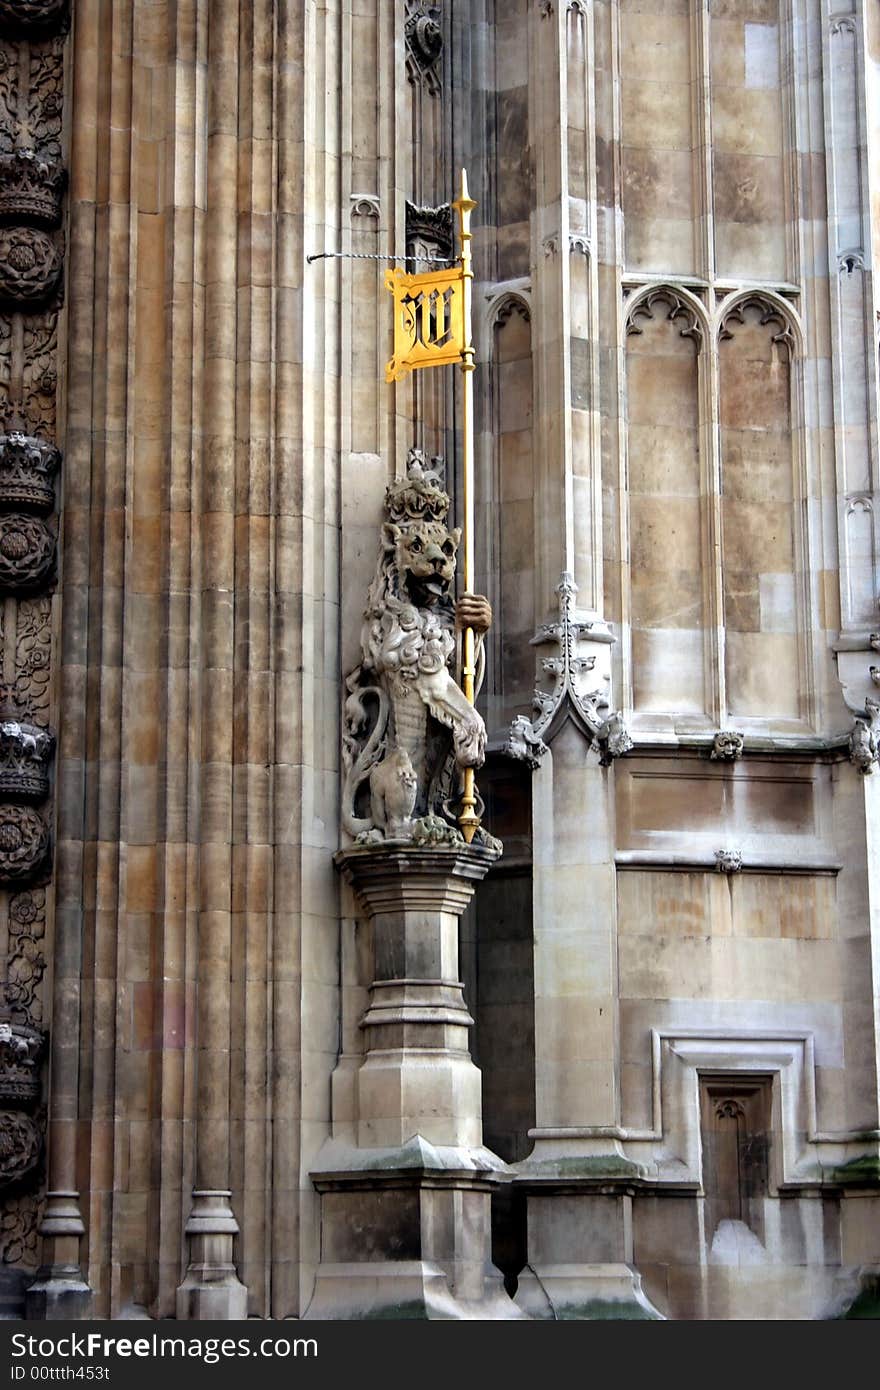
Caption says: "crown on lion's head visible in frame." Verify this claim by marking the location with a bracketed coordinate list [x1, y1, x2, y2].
[385, 447, 449, 526]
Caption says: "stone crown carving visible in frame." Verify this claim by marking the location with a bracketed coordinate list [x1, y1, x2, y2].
[0, 720, 53, 801]
[0, 150, 66, 227]
[0, 1020, 43, 1105]
[0, 0, 68, 33]
[0, 433, 60, 513]
[342, 448, 491, 848]
[405, 201, 453, 261]
[504, 573, 632, 768]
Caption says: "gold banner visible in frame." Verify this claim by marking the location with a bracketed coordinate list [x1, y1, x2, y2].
[384, 265, 465, 382]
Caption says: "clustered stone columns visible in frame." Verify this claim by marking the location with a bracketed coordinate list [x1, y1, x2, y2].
[309, 842, 521, 1319]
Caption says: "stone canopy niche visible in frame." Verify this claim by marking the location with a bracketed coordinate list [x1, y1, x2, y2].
[309, 451, 521, 1320]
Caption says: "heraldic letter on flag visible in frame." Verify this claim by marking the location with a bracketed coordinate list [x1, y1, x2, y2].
[384, 265, 466, 382]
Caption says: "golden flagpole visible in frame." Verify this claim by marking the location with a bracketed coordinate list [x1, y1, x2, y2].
[452, 168, 480, 844]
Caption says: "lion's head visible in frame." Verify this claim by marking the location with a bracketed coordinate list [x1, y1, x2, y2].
[382, 519, 461, 609]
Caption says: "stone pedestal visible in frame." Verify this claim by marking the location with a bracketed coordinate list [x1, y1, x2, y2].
[308, 843, 523, 1319]
[25, 1192, 93, 1320]
[175, 1191, 248, 1320]
[513, 1177, 660, 1320]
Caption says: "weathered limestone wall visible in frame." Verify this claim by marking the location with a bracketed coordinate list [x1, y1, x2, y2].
[0, 0, 874, 1321]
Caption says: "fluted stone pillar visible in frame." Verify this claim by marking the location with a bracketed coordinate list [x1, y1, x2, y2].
[308, 842, 522, 1320]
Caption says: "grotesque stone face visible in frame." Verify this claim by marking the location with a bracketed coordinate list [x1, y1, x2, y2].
[385, 518, 461, 609]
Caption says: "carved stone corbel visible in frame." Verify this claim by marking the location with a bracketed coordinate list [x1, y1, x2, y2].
[710, 730, 744, 762]
[849, 701, 880, 773]
[504, 573, 630, 769]
[715, 849, 743, 875]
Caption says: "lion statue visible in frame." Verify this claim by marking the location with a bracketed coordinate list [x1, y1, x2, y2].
[342, 450, 492, 844]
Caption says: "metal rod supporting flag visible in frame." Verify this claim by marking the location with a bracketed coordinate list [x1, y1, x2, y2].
[452, 169, 480, 843]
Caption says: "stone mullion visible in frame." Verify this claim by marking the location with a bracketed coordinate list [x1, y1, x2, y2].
[693, 0, 714, 283]
[335, 0, 382, 1152]
[567, 1, 602, 615]
[699, 326, 723, 725]
[230, 0, 274, 1316]
[151, 0, 207, 1319]
[529, 1, 574, 615]
[822, 3, 877, 637]
[295, 0, 344, 1320]
[270, 0, 307, 1320]
[192, 0, 238, 1205]
[105, 0, 194, 1316]
[174, 0, 246, 1321]
[67, 0, 132, 1311]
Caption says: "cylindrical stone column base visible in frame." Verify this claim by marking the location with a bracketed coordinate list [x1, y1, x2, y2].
[25, 1192, 93, 1320]
[175, 1191, 248, 1320]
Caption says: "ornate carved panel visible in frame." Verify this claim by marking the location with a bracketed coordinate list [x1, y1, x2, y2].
[5, 889, 46, 1026]
[0, 0, 65, 1267]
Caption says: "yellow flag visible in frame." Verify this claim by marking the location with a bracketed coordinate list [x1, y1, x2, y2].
[384, 264, 465, 382]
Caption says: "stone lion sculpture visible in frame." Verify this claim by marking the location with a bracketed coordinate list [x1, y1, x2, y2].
[342, 450, 492, 845]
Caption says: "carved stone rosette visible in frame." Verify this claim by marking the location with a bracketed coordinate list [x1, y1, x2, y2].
[0, 0, 67, 1282]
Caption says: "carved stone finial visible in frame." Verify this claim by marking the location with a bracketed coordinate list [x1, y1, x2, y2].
[715, 849, 743, 874]
[0, 151, 66, 228]
[711, 730, 744, 762]
[342, 452, 491, 849]
[505, 573, 628, 769]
